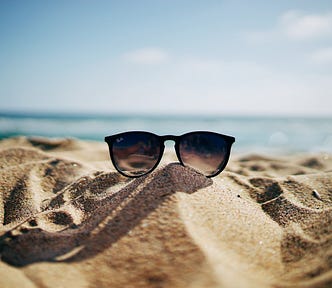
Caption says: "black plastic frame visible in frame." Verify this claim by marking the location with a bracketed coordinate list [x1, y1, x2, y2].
[104, 131, 235, 178]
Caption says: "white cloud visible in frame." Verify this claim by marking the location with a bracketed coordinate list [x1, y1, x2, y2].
[281, 10, 332, 40]
[311, 47, 332, 63]
[245, 10, 332, 43]
[123, 47, 169, 64]
[109, 55, 332, 116]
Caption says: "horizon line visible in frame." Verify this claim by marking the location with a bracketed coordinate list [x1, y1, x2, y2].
[1, 109, 332, 119]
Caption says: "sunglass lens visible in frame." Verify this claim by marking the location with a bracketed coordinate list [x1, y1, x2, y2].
[179, 132, 228, 176]
[111, 132, 161, 177]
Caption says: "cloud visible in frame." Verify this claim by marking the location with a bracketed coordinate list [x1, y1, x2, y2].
[281, 11, 332, 40]
[311, 47, 332, 64]
[122, 47, 169, 64]
[245, 10, 332, 43]
[109, 54, 332, 116]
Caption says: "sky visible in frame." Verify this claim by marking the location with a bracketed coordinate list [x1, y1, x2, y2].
[0, 0, 332, 116]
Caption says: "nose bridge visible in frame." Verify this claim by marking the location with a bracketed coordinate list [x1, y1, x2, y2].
[161, 135, 178, 143]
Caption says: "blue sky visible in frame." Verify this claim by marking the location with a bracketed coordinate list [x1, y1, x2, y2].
[1, 0, 332, 116]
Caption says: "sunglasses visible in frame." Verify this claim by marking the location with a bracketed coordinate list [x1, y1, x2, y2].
[104, 131, 235, 178]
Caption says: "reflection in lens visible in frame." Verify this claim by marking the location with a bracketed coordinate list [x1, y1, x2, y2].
[179, 132, 227, 176]
[112, 132, 161, 177]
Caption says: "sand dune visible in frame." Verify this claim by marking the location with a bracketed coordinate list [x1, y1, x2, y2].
[1, 137, 332, 288]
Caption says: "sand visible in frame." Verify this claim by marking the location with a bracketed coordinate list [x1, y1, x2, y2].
[0, 136, 332, 288]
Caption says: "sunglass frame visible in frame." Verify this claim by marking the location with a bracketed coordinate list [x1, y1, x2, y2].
[105, 131, 235, 178]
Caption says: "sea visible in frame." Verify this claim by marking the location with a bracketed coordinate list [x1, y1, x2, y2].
[1, 111, 332, 155]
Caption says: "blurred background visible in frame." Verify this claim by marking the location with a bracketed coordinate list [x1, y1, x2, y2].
[1, 0, 331, 154]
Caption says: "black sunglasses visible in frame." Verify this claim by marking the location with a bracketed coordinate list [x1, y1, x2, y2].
[104, 131, 235, 178]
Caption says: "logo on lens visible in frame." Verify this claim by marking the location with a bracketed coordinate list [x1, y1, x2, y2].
[116, 137, 124, 143]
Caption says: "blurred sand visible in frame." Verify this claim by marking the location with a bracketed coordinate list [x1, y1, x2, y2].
[0, 137, 332, 288]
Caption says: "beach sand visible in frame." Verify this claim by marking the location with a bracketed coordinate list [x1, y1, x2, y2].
[0, 136, 332, 288]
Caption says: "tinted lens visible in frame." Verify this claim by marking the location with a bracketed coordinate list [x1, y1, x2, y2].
[111, 132, 161, 177]
[178, 132, 228, 176]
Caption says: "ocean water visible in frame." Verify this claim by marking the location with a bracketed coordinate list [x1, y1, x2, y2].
[1, 112, 332, 155]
